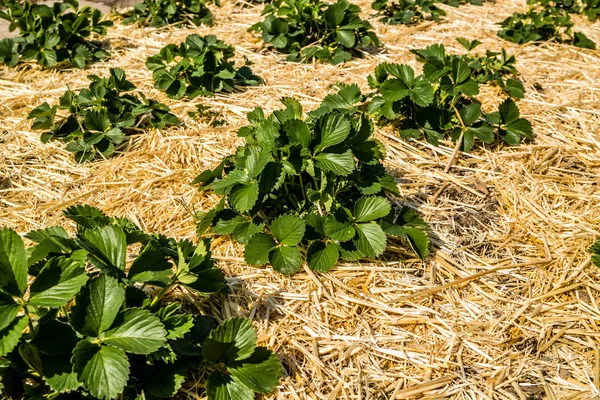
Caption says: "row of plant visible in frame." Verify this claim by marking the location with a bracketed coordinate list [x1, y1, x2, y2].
[2, 0, 597, 71]
[0, 205, 282, 399]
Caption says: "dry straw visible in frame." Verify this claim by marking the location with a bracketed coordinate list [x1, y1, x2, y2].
[1, 0, 600, 398]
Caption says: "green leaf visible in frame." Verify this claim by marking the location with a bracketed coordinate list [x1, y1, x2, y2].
[79, 274, 124, 336]
[411, 80, 434, 106]
[317, 113, 351, 151]
[335, 29, 355, 47]
[29, 256, 89, 308]
[314, 150, 355, 176]
[72, 340, 130, 400]
[202, 317, 257, 364]
[324, 218, 355, 242]
[271, 215, 306, 246]
[206, 372, 254, 400]
[354, 223, 387, 258]
[103, 308, 167, 354]
[44, 355, 81, 392]
[0, 315, 28, 357]
[403, 227, 429, 259]
[269, 245, 302, 275]
[353, 197, 392, 222]
[34, 319, 79, 355]
[244, 233, 276, 266]
[0, 292, 21, 332]
[459, 103, 481, 126]
[306, 241, 339, 272]
[81, 225, 127, 273]
[229, 347, 282, 393]
[245, 146, 272, 177]
[379, 79, 409, 102]
[230, 182, 259, 213]
[128, 239, 172, 284]
[0, 227, 27, 297]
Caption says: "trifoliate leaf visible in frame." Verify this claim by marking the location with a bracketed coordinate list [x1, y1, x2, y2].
[271, 215, 306, 246]
[244, 233, 276, 266]
[103, 308, 167, 354]
[354, 223, 387, 258]
[306, 241, 339, 272]
[202, 317, 257, 364]
[128, 239, 173, 284]
[0, 227, 28, 297]
[269, 246, 302, 275]
[72, 340, 130, 400]
[353, 196, 392, 222]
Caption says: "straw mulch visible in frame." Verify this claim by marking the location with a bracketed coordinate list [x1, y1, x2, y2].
[1, 0, 600, 398]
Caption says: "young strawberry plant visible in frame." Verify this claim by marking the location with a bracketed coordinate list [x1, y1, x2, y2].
[28, 68, 179, 162]
[372, 0, 445, 25]
[368, 56, 533, 151]
[497, 7, 596, 48]
[118, 0, 215, 28]
[146, 34, 262, 99]
[530, 0, 600, 21]
[413, 41, 525, 99]
[194, 87, 430, 275]
[250, 0, 380, 64]
[0, 0, 113, 68]
[0, 204, 282, 399]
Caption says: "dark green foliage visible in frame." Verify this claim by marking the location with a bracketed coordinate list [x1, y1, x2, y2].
[194, 87, 430, 275]
[372, 0, 445, 25]
[0, 0, 113, 69]
[0, 205, 281, 400]
[28, 68, 179, 162]
[146, 34, 263, 99]
[529, 0, 600, 20]
[119, 0, 214, 28]
[368, 44, 534, 151]
[437, 0, 483, 6]
[498, 7, 596, 48]
[250, 0, 380, 64]
[418, 39, 525, 99]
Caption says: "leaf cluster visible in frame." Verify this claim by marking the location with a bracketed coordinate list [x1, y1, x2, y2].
[0, 205, 281, 400]
[529, 0, 600, 21]
[194, 87, 429, 275]
[118, 0, 215, 28]
[368, 44, 533, 151]
[372, 0, 445, 25]
[0, 0, 113, 69]
[28, 68, 179, 162]
[146, 34, 263, 99]
[589, 238, 600, 268]
[498, 7, 596, 48]
[250, 0, 380, 64]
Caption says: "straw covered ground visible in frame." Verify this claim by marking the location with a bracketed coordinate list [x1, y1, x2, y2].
[1, 0, 600, 398]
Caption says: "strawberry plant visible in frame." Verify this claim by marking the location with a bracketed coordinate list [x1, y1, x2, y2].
[497, 7, 596, 48]
[530, 0, 600, 20]
[368, 56, 533, 151]
[0, 0, 113, 68]
[250, 0, 379, 64]
[146, 34, 262, 99]
[413, 41, 525, 99]
[0, 204, 282, 399]
[118, 0, 215, 28]
[194, 87, 430, 275]
[28, 68, 179, 162]
[372, 0, 445, 25]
